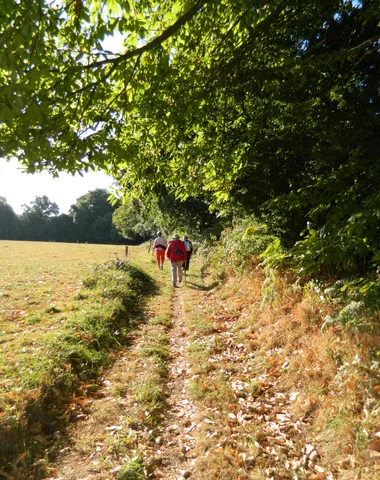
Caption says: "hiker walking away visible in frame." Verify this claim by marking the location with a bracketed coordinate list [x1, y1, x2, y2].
[152, 231, 167, 270]
[182, 235, 193, 271]
[166, 234, 187, 287]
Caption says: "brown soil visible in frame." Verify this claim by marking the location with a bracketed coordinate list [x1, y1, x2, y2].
[144, 288, 198, 480]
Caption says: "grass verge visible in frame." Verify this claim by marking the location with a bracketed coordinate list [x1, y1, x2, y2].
[0, 256, 157, 479]
[180, 263, 380, 480]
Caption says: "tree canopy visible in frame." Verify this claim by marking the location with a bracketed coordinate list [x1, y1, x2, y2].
[20, 195, 59, 240]
[0, 190, 125, 244]
[1, 0, 379, 275]
[0, 197, 19, 239]
[70, 188, 124, 243]
[113, 191, 218, 242]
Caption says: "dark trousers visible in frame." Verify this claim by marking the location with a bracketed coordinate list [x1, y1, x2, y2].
[183, 252, 192, 271]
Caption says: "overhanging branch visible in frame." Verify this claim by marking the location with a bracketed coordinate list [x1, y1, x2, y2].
[80, 0, 210, 71]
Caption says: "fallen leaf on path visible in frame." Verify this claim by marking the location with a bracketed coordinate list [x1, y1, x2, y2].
[369, 439, 380, 452]
[105, 425, 122, 431]
[360, 449, 380, 462]
[307, 474, 327, 480]
[110, 465, 122, 474]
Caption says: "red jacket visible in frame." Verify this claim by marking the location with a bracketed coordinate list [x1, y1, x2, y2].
[166, 239, 187, 262]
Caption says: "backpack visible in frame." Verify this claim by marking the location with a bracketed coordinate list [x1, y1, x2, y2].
[184, 240, 192, 252]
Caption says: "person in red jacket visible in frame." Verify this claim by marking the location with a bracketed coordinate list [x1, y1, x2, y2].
[166, 234, 187, 287]
[151, 231, 167, 270]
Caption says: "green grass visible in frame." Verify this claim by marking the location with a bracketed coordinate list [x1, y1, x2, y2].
[0, 241, 159, 475]
[140, 332, 170, 378]
[117, 454, 147, 480]
[0, 241, 128, 388]
[134, 376, 167, 426]
[148, 314, 172, 327]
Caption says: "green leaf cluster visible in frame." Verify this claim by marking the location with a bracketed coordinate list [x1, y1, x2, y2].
[1, 0, 380, 283]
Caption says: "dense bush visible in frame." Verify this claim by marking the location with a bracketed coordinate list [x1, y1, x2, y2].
[322, 279, 380, 333]
[207, 215, 276, 277]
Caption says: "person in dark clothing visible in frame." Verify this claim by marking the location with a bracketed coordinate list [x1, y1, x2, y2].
[182, 235, 193, 271]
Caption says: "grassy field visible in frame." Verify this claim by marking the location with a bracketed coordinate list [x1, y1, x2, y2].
[2, 240, 379, 480]
[0, 240, 164, 476]
[0, 241, 128, 392]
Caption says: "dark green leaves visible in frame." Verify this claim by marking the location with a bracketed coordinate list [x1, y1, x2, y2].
[1, 0, 380, 280]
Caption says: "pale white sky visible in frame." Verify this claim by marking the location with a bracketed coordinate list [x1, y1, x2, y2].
[0, 158, 115, 214]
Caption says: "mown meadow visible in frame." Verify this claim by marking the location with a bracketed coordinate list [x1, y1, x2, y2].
[0, 242, 125, 390]
[0, 241, 158, 476]
[1, 239, 379, 480]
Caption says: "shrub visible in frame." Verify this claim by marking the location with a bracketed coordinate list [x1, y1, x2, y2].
[322, 279, 380, 333]
[208, 215, 276, 276]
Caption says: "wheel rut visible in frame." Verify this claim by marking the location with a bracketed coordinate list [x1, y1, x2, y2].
[149, 287, 198, 480]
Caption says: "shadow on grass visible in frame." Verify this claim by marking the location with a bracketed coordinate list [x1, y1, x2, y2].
[0, 259, 159, 479]
[185, 280, 219, 291]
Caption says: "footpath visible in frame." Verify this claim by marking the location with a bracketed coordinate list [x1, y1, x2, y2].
[51, 257, 379, 480]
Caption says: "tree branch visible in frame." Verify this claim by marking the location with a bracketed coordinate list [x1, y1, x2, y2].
[79, 0, 210, 71]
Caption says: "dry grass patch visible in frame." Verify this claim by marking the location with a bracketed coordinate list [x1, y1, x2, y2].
[245, 278, 380, 478]
[195, 449, 250, 480]
[182, 261, 380, 479]
[188, 374, 234, 406]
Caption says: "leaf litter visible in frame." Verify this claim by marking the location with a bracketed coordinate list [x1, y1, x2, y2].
[45, 266, 380, 480]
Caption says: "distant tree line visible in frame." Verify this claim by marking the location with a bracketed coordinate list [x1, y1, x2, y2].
[0, 188, 218, 245]
[0, 189, 125, 244]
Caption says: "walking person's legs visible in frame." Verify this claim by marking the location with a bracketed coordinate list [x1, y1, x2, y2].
[171, 262, 177, 285]
[162, 250, 165, 269]
[177, 261, 184, 283]
[157, 250, 165, 269]
[155, 250, 161, 269]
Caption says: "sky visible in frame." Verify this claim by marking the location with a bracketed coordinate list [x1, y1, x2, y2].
[0, 158, 115, 215]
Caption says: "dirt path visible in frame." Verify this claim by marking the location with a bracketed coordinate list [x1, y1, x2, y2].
[47, 267, 380, 480]
[53, 276, 297, 480]
[52, 281, 199, 480]
[146, 288, 198, 480]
